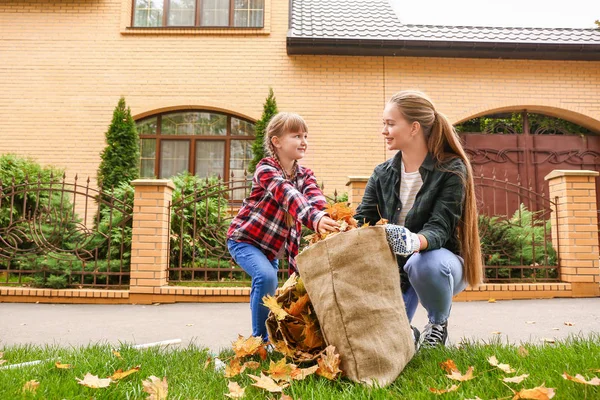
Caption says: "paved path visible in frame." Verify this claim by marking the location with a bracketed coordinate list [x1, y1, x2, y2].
[1, 298, 598, 352]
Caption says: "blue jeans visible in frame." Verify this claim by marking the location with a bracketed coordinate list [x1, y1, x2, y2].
[227, 239, 279, 341]
[402, 248, 467, 325]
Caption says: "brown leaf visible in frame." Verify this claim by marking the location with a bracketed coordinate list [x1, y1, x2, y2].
[440, 359, 459, 373]
[291, 364, 318, 381]
[22, 380, 40, 394]
[272, 340, 296, 358]
[446, 366, 475, 382]
[110, 366, 140, 380]
[224, 381, 246, 399]
[302, 315, 325, 350]
[76, 373, 112, 388]
[429, 384, 459, 394]
[564, 322, 575, 326]
[286, 294, 310, 317]
[540, 338, 555, 344]
[263, 296, 289, 321]
[258, 346, 268, 361]
[518, 346, 529, 357]
[488, 355, 516, 373]
[562, 372, 600, 386]
[504, 374, 529, 383]
[232, 335, 265, 358]
[203, 356, 212, 370]
[512, 384, 555, 399]
[55, 362, 72, 369]
[248, 372, 289, 393]
[266, 358, 296, 382]
[225, 358, 243, 378]
[316, 345, 342, 380]
[242, 361, 260, 371]
[142, 375, 168, 400]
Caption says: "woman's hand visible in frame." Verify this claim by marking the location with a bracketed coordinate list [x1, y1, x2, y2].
[316, 216, 340, 234]
[384, 224, 422, 256]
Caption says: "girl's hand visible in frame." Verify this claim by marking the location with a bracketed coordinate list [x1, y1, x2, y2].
[316, 216, 340, 234]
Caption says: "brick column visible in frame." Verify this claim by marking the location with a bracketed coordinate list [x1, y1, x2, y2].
[129, 179, 174, 300]
[545, 170, 600, 297]
[346, 176, 370, 209]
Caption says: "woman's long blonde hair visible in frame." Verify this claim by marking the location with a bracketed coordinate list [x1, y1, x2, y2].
[389, 90, 483, 287]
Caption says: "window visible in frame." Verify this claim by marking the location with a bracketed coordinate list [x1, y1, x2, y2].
[132, 0, 264, 28]
[136, 110, 255, 183]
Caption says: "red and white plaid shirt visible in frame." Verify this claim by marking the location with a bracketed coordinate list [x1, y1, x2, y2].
[227, 157, 328, 273]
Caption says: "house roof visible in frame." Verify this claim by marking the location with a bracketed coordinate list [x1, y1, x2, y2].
[287, 0, 600, 60]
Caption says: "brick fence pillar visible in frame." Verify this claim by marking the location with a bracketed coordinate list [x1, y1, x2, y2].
[545, 170, 600, 297]
[129, 179, 174, 301]
[346, 176, 370, 209]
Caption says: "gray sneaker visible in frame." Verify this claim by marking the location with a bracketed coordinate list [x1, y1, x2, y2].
[420, 322, 448, 348]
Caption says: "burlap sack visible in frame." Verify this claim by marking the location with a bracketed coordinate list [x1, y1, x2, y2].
[296, 225, 415, 387]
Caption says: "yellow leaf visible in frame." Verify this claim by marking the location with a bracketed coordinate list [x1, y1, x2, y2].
[112, 350, 123, 359]
[76, 373, 112, 389]
[280, 273, 298, 293]
[291, 364, 318, 381]
[446, 366, 475, 382]
[286, 294, 310, 317]
[242, 361, 260, 371]
[225, 358, 243, 378]
[232, 335, 265, 358]
[22, 380, 40, 394]
[224, 381, 246, 399]
[518, 346, 529, 357]
[316, 345, 342, 380]
[263, 296, 289, 321]
[504, 374, 529, 383]
[248, 372, 289, 393]
[488, 298, 496, 303]
[55, 362, 72, 369]
[109, 366, 140, 380]
[488, 355, 516, 373]
[272, 340, 296, 358]
[440, 359, 459, 373]
[564, 322, 575, 326]
[562, 372, 600, 386]
[142, 375, 168, 400]
[266, 358, 296, 382]
[512, 384, 555, 399]
[429, 384, 459, 394]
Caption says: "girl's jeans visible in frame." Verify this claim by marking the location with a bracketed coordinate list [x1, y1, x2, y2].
[402, 248, 467, 325]
[227, 239, 279, 341]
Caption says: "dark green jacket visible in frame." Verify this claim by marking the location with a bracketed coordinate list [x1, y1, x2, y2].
[355, 152, 467, 286]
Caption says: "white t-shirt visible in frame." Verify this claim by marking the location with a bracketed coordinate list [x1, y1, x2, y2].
[397, 161, 423, 226]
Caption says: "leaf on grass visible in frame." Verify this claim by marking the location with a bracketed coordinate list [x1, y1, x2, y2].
[518, 346, 529, 357]
[511, 384, 555, 399]
[446, 366, 475, 382]
[429, 384, 459, 394]
[291, 364, 318, 381]
[279, 395, 294, 400]
[562, 372, 600, 386]
[55, 362, 72, 369]
[440, 359, 459, 373]
[203, 356, 212, 370]
[232, 335, 265, 358]
[540, 338, 555, 344]
[488, 355, 516, 373]
[263, 296, 289, 321]
[465, 397, 483, 400]
[258, 346, 268, 361]
[142, 375, 168, 400]
[504, 374, 529, 383]
[76, 373, 112, 388]
[242, 361, 260, 371]
[564, 322, 575, 326]
[316, 345, 342, 380]
[110, 366, 140, 380]
[272, 340, 296, 359]
[248, 372, 289, 393]
[266, 358, 296, 382]
[286, 294, 310, 317]
[224, 381, 246, 399]
[225, 358, 243, 378]
[112, 350, 123, 359]
[22, 380, 40, 394]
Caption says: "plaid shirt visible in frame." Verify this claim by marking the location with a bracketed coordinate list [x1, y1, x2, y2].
[227, 157, 328, 273]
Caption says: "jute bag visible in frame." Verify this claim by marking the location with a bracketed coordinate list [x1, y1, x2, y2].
[296, 225, 415, 387]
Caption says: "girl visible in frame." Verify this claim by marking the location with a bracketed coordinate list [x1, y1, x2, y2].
[227, 112, 339, 342]
[355, 90, 483, 348]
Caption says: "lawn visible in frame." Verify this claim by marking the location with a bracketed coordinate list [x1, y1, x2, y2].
[0, 335, 599, 399]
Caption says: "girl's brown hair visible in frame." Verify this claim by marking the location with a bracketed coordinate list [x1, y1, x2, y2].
[389, 90, 483, 287]
[264, 112, 309, 158]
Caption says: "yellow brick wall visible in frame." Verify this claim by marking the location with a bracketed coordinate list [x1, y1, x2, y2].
[1, 0, 600, 196]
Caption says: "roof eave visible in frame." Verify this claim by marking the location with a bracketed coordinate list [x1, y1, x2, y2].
[286, 37, 600, 61]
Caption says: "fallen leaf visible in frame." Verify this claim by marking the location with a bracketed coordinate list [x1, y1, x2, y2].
[186, 324, 194, 327]
[258, 345, 268, 361]
[112, 350, 123, 359]
[518, 346, 529, 357]
[440, 359, 459, 373]
[110, 366, 140, 380]
[286, 294, 310, 317]
[279, 395, 294, 400]
[526, 321, 536, 324]
[225, 358, 243, 378]
[142, 375, 168, 400]
[291, 364, 318, 381]
[224, 381, 246, 399]
[232, 335, 265, 358]
[446, 366, 475, 382]
[429, 384, 459, 394]
[76, 373, 112, 388]
[541, 338, 555, 344]
[488, 298, 497, 303]
[266, 358, 296, 382]
[272, 340, 296, 358]
[280, 273, 298, 293]
[203, 356, 212, 370]
[512, 384, 555, 399]
[504, 374, 529, 383]
[248, 372, 289, 393]
[316, 345, 342, 380]
[302, 314, 325, 350]
[465, 397, 483, 400]
[55, 362, 72, 369]
[551, 328, 560, 331]
[242, 361, 260, 371]
[491, 331, 502, 335]
[488, 355, 516, 373]
[263, 296, 289, 320]
[562, 372, 600, 386]
[22, 380, 39, 394]
[564, 322, 575, 326]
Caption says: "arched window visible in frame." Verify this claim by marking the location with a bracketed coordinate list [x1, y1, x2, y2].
[136, 110, 255, 179]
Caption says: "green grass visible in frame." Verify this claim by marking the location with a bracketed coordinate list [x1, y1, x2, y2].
[1, 335, 599, 399]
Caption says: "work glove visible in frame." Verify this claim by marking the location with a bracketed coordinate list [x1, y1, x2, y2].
[384, 224, 420, 256]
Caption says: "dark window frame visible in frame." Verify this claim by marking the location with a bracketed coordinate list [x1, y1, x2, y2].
[131, 0, 265, 29]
